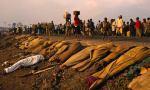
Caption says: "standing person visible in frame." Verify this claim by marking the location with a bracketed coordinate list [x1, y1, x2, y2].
[37, 23, 41, 35]
[59, 24, 64, 35]
[102, 17, 110, 39]
[73, 11, 81, 39]
[126, 22, 130, 37]
[116, 15, 124, 36]
[12, 23, 17, 34]
[123, 21, 127, 36]
[47, 23, 51, 36]
[111, 19, 116, 36]
[45, 23, 49, 36]
[129, 19, 136, 37]
[142, 18, 147, 36]
[89, 19, 95, 36]
[18, 27, 22, 35]
[64, 11, 71, 23]
[145, 18, 150, 36]
[16, 27, 19, 34]
[64, 11, 71, 37]
[97, 20, 102, 35]
[58, 24, 62, 35]
[42, 23, 47, 35]
[135, 17, 142, 37]
[24, 25, 28, 34]
[80, 20, 85, 36]
[29, 25, 32, 34]
[32, 24, 36, 35]
[0, 31, 1, 37]
[86, 20, 92, 37]
[81, 20, 86, 37]
[49, 21, 55, 36]
[65, 21, 71, 37]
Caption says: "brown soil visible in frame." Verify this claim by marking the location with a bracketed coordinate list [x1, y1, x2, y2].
[0, 35, 149, 90]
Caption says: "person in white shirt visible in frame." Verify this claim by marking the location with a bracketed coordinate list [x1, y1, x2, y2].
[116, 15, 124, 36]
[111, 19, 116, 36]
[4, 55, 45, 74]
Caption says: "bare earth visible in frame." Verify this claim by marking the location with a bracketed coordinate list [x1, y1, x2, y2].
[0, 35, 149, 90]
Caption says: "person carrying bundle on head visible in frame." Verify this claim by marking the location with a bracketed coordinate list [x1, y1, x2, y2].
[64, 11, 71, 37]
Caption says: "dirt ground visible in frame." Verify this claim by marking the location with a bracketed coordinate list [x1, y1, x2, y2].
[0, 35, 149, 90]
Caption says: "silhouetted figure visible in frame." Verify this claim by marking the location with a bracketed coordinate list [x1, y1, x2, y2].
[129, 19, 136, 37]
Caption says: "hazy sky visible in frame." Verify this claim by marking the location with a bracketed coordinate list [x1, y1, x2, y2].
[0, 0, 150, 26]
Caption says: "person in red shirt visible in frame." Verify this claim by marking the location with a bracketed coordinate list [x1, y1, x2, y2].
[135, 17, 142, 37]
[74, 15, 80, 27]
[73, 11, 81, 39]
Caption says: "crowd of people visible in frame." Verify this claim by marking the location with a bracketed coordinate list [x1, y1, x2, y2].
[10, 15, 150, 38]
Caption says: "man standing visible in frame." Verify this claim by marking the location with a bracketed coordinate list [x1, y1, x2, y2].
[65, 21, 71, 37]
[64, 11, 71, 37]
[145, 18, 150, 36]
[135, 17, 142, 37]
[49, 21, 55, 36]
[73, 11, 81, 39]
[102, 17, 110, 39]
[129, 19, 136, 37]
[142, 18, 147, 36]
[89, 19, 95, 36]
[111, 19, 116, 36]
[116, 15, 124, 36]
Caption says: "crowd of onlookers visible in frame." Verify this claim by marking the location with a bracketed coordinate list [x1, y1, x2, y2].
[10, 15, 150, 38]
[95, 16, 150, 38]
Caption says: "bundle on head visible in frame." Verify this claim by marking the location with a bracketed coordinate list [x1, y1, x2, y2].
[64, 11, 71, 19]
[73, 11, 80, 16]
[88, 46, 150, 90]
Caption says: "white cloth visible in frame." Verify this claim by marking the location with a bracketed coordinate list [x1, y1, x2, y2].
[112, 21, 116, 31]
[4, 55, 44, 73]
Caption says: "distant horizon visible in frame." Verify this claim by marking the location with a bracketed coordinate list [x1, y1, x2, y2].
[0, 0, 150, 27]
